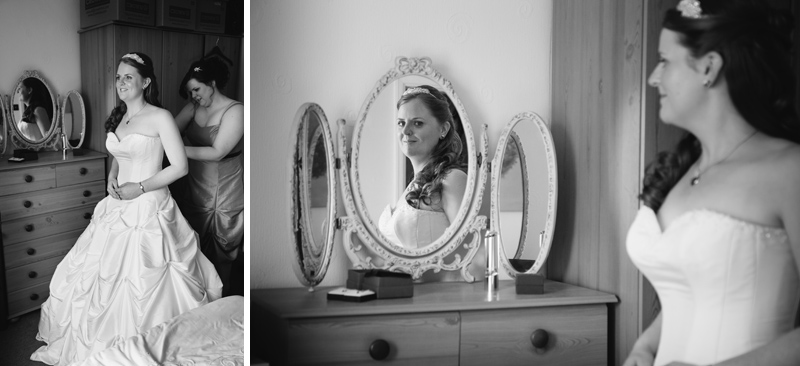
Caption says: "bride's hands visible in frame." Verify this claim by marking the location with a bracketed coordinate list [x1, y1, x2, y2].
[114, 182, 143, 200]
[107, 177, 120, 199]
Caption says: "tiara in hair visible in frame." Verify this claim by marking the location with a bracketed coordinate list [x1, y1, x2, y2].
[403, 87, 433, 97]
[122, 53, 145, 65]
[194, 67, 202, 72]
[677, 0, 704, 19]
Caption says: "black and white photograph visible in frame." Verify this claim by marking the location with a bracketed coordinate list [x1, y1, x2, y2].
[0, 0, 244, 365]
[2, 0, 800, 365]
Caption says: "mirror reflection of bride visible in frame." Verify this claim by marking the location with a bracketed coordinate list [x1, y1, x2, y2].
[17, 78, 53, 141]
[378, 85, 468, 249]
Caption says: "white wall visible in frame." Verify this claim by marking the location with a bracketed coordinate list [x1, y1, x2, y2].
[250, 0, 553, 289]
[0, 0, 82, 106]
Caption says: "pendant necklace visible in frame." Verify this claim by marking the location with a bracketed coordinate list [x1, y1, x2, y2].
[124, 102, 147, 125]
[690, 131, 758, 186]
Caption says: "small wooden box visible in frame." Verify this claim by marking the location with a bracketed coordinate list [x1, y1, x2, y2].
[346, 269, 413, 299]
[516, 273, 545, 294]
[80, 0, 156, 29]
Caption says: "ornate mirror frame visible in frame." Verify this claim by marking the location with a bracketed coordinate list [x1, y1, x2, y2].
[338, 56, 488, 281]
[289, 103, 338, 289]
[490, 111, 558, 277]
[8, 70, 60, 150]
[60, 90, 86, 149]
[0, 95, 7, 156]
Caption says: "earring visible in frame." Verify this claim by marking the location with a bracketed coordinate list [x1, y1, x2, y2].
[440, 134, 445, 140]
[703, 79, 712, 88]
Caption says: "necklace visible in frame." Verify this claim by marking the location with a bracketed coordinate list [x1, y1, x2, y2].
[690, 131, 758, 186]
[124, 103, 147, 124]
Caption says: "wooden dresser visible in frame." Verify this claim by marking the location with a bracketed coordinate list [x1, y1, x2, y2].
[252, 280, 617, 365]
[0, 150, 106, 324]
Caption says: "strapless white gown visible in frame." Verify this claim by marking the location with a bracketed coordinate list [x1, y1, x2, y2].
[30, 133, 223, 365]
[627, 206, 799, 366]
[378, 198, 450, 249]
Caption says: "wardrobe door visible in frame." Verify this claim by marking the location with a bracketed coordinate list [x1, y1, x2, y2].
[204, 35, 243, 102]
[80, 25, 118, 168]
[162, 32, 205, 117]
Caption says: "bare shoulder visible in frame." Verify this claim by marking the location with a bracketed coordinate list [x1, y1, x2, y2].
[443, 169, 468, 184]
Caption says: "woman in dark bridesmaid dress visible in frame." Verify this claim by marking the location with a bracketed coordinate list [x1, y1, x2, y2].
[174, 57, 244, 296]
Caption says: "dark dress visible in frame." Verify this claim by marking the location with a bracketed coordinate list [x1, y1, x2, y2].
[179, 101, 244, 296]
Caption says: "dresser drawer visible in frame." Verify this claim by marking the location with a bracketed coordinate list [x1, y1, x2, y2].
[286, 312, 460, 365]
[460, 305, 607, 366]
[5, 229, 82, 269]
[0, 165, 56, 197]
[8, 281, 49, 318]
[56, 159, 105, 187]
[5, 255, 63, 293]
[0, 181, 104, 221]
[1, 206, 94, 246]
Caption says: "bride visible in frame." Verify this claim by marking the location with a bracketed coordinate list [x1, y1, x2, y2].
[30, 52, 223, 365]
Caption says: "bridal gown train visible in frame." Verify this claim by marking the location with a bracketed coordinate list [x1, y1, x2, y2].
[30, 132, 223, 365]
[627, 206, 800, 366]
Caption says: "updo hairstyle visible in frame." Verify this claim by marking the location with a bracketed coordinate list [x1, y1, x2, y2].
[178, 56, 231, 100]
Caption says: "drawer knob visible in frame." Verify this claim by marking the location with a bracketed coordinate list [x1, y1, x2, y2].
[84, 212, 92, 219]
[83, 190, 91, 197]
[27, 248, 36, 256]
[30, 293, 39, 301]
[369, 339, 390, 361]
[79, 167, 88, 175]
[25, 224, 34, 232]
[530, 329, 549, 349]
[24, 175, 33, 183]
[28, 271, 38, 279]
[23, 200, 32, 208]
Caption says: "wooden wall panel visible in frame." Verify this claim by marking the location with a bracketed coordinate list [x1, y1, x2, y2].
[162, 32, 205, 116]
[551, 1, 645, 364]
[80, 26, 116, 171]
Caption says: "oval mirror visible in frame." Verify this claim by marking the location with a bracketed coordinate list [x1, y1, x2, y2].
[60, 90, 86, 149]
[289, 102, 337, 289]
[491, 111, 557, 276]
[9, 71, 58, 149]
[340, 57, 487, 281]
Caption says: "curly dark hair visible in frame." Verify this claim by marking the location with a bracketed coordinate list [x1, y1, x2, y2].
[640, 0, 800, 212]
[178, 56, 231, 100]
[398, 85, 468, 209]
[105, 52, 162, 133]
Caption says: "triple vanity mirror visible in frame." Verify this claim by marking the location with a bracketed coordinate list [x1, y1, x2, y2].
[0, 70, 87, 154]
[289, 57, 557, 288]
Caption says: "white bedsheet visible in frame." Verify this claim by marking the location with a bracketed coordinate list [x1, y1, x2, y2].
[73, 296, 244, 366]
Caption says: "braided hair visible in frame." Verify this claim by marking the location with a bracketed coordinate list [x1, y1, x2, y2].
[641, 0, 799, 212]
[398, 85, 467, 209]
[105, 52, 162, 133]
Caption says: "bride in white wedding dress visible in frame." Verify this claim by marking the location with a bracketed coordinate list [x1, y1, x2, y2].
[624, 1, 800, 366]
[30, 52, 222, 365]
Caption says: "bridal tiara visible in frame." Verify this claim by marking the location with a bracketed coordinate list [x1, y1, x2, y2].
[122, 53, 145, 65]
[403, 87, 433, 97]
